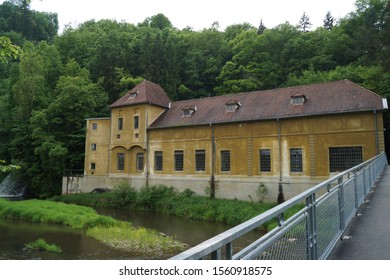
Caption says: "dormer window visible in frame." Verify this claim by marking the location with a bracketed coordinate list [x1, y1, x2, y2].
[226, 99, 241, 112]
[291, 93, 307, 105]
[128, 90, 139, 99]
[182, 105, 197, 116]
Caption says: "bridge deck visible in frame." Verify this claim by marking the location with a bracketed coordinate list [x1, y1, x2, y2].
[329, 165, 390, 260]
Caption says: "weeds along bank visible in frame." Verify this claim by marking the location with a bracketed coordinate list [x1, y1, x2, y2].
[51, 183, 302, 231]
[0, 198, 186, 255]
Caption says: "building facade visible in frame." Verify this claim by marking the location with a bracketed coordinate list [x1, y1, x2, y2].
[63, 80, 387, 202]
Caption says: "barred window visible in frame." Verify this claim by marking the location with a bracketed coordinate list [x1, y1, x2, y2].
[154, 151, 163, 171]
[117, 153, 125, 171]
[329, 146, 363, 172]
[290, 148, 303, 173]
[260, 149, 271, 172]
[221, 150, 231, 172]
[91, 143, 97, 151]
[136, 153, 144, 171]
[195, 150, 206, 171]
[175, 150, 184, 171]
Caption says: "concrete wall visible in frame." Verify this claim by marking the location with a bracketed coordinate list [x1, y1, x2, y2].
[62, 173, 326, 203]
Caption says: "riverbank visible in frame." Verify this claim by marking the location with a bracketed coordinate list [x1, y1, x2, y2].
[0, 198, 186, 255]
[50, 184, 302, 231]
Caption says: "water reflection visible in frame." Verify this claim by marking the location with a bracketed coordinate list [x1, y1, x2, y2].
[0, 220, 136, 260]
[96, 208, 264, 255]
[0, 208, 264, 260]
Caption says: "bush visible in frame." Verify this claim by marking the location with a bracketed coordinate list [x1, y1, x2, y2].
[136, 185, 176, 211]
[112, 182, 137, 207]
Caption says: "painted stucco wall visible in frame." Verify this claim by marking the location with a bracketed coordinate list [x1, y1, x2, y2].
[74, 109, 385, 202]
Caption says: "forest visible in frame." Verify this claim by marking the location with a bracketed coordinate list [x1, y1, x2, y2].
[0, 0, 390, 197]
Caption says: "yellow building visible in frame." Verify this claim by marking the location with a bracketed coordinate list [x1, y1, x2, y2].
[63, 80, 387, 201]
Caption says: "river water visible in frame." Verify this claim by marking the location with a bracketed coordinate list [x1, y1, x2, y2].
[0, 208, 263, 260]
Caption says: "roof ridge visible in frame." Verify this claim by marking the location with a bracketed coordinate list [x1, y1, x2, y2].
[170, 80, 356, 105]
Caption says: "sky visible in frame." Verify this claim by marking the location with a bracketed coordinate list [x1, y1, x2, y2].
[11, 0, 358, 32]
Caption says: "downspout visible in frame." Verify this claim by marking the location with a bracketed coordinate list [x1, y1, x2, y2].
[277, 118, 285, 204]
[145, 109, 150, 186]
[210, 124, 216, 199]
[374, 109, 379, 155]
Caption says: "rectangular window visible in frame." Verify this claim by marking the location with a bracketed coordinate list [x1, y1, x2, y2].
[92, 123, 98, 130]
[136, 153, 144, 171]
[154, 151, 163, 171]
[221, 150, 231, 172]
[91, 143, 97, 151]
[117, 153, 125, 171]
[260, 149, 271, 172]
[118, 117, 123, 130]
[90, 163, 96, 170]
[134, 116, 139, 129]
[174, 150, 184, 171]
[290, 148, 303, 173]
[195, 150, 206, 172]
[329, 146, 363, 172]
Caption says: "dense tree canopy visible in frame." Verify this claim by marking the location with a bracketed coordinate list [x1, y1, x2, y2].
[1, 0, 390, 197]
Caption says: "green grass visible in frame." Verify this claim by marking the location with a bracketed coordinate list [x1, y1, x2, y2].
[0, 198, 117, 229]
[25, 238, 62, 253]
[0, 198, 186, 255]
[87, 222, 186, 255]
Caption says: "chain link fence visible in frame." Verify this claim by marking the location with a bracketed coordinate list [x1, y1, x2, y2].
[171, 152, 388, 260]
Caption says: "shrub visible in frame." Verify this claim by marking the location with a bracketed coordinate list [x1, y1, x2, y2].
[180, 188, 195, 198]
[136, 185, 176, 211]
[112, 182, 137, 207]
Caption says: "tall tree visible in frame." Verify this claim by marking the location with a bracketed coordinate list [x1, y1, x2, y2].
[381, 0, 390, 70]
[299, 12, 312, 32]
[257, 19, 266, 34]
[323, 11, 335, 30]
[27, 59, 108, 196]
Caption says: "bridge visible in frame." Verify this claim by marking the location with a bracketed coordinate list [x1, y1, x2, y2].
[170, 152, 388, 260]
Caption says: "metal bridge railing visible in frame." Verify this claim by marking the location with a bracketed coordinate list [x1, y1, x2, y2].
[170, 152, 388, 260]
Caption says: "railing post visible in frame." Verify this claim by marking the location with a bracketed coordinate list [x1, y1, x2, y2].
[211, 249, 222, 260]
[338, 177, 346, 232]
[306, 194, 317, 260]
[353, 172, 359, 210]
[363, 167, 368, 197]
[226, 243, 233, 260]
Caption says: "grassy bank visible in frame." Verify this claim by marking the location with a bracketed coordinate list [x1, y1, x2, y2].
[51, 184, 302, 231]
[0, 198, 186, 255]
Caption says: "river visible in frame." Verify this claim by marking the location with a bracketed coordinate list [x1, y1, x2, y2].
[0, 208, 263, 260]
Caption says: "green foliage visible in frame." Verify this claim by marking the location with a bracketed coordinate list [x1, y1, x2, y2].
[51, 184, 283, 230]
[0, 159, 20, 173]
[2, 1, 390, 198]
[0, 1, 58, 42]
[0, 198, 118, 229]
[112, 182, 137, 207]
[25, 238, 62, 253]
[136, 185, 177, 211]
[0, 36, 21, 62]
[87, 223, 186, 255]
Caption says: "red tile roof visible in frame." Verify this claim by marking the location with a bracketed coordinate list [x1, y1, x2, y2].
[110, 80, 171, 109]
[148, 80, 387, 129]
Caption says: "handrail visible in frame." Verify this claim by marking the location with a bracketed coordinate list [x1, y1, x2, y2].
[170, 152, 388, 260]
